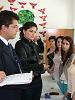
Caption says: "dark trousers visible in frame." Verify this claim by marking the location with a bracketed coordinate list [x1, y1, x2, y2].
[0, 85, 32, 100]
[31, 77, 42, 100]
[0, 87, 22, 100]
[21, 85, 32, 100]
[0, 77, 42, 100]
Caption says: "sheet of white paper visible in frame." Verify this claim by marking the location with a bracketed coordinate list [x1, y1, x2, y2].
[0, 71, 32, 87]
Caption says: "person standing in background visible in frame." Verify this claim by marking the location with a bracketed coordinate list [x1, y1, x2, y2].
[15, 22, 48, 100]
[47, 36, 63, 83]
[47, 36, 56, 69]
[59, 36, 74, 100]
[52, 36, 63, 83]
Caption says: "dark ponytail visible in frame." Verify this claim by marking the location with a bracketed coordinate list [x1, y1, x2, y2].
[19, 27, 24, 39]
[19, 21, 37, 39]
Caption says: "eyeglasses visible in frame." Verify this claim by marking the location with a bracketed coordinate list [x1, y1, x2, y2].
[10, 25, 19, 29]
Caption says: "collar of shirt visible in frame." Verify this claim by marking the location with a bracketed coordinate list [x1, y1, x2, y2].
[0, 36, 8, 46]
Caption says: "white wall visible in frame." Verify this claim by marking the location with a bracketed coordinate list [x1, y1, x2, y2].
[74, 30, 75, 44]
[44, 0, 73, 28]
[73, 0, 75, 28]
[73, 0, 75, 44]
[0, 0, 73, 29]
[0, 0, 73, 47]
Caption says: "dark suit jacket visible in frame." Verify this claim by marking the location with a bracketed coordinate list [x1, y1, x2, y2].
[0, 39, 20, 76]
[0, 40, 30, 100]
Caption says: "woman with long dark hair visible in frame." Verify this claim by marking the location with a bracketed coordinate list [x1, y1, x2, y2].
[52, 36, 63, 83]
[47, 36, 56, 68]
[47, 36, 63, 82]
[59, 36, 74, 100]
[15, 22, 48, 100]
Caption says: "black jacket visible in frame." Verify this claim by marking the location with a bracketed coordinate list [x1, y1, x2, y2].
[15, 38, 45, 77]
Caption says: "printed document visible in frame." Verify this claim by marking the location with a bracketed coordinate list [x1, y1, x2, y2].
[0, 71, 32, 87]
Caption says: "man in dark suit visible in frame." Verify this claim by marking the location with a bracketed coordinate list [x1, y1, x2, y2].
[0, 10, 27, 100]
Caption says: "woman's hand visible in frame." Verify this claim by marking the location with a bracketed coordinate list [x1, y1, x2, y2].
[0, 71, 6, 83]
[34, 34, 40, 42]
[43, 64, 49, 70]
